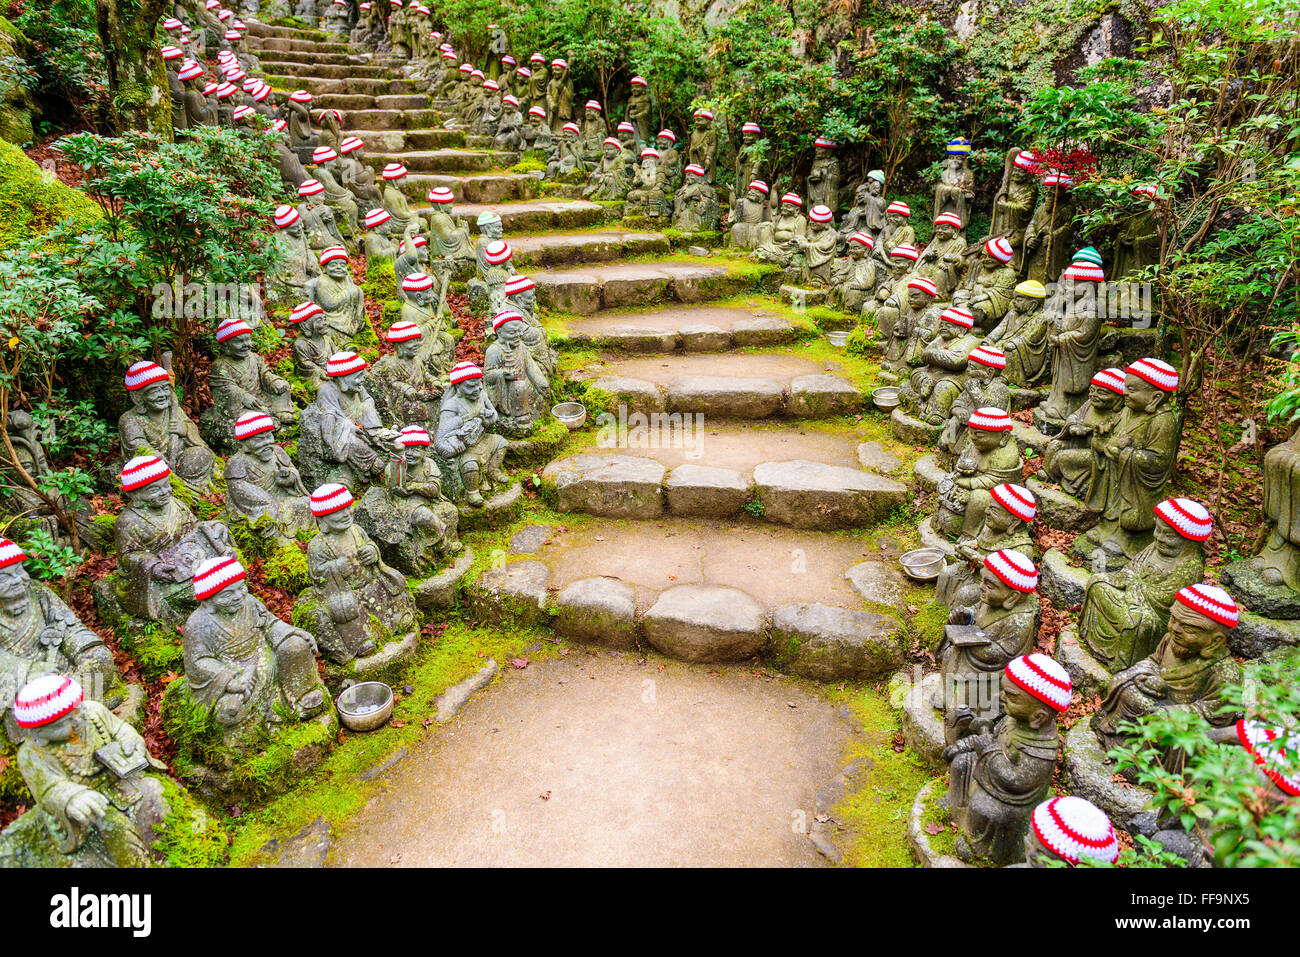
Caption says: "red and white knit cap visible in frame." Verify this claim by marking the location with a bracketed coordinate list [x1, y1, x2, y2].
[1031, 796, 1119, 865]
[505, 275, 535, 296]
[657, 129, 676, 143]
[617, 121, 636, 134]
[1013, 150, 1039, 170]
[1005, 652, 1071, 712]
[630, 75, 648, 87]
[968, 345, 1007, 370]
[1042, 172, 1074, 189]
[984, 547, 1038, 592]
[125, 360, 170, 391]
[482, 79, 499, 91]
[381, 163, 408, 179]
[990, 483, 1036, 523]
[742, 122, 760, 134]
[601, 136, 621, 149]
[692, 108, 713, 120]
[848, 232, 874, 249]
[530, 52, 546, 63]
[402, 272, 434, 292]
[234, 411, 276, 440]
[458, 63, 474, 74]
[215, 317, 252, 341]
[291, 301, 324, 324]
[492, 310, 524, 332]
[940, 305, 973, 328]
[310, 482, 354, 517]
[193, 555, 247, 600]
[312, 146, 338, 164]
[178, 63, 205, 82]
[289, 90, 312, 103]
[273, 204, 301, 229]
[528, 106, 546, 118]
[0, 537, 25, 571]
[933, 211, 963, 229]
[685, 163, 708, 177]
[13, 674, 83, 729]
[814, 136, 836, 148]
[1174, 583, 1238, 627]
[584, 99, 602, 111]
[120, 454, 171, 492]
[340, 136, 364, 154]
[562, 122, 580, 135]
[441, 49, 458, 61]
[319, 246, 349, 266]
[449, 361, 483, 385]
[161, 43, 183, 58]
[640, 147, 660, 160]
[387, 320, 423, 342]
[502, 95, 519, 107]
[398, 425, 431, 447]
[484, 241, 512, 265]
[1090, 367, 1126, 395]
[326, 351, 367, 377]
[985, 236, 1014, 263]
[906, 277, 938, 297]
[808, 205, 833, 224]
[163, 17, 182, 29]
[232, 105, 254, 121]
[399, 236, 427, 254]
[551, 58, 568, 69]
[1061, 253, 1105, 282]
[426, 186, 454, 204]
[215, 82, 238, 98]
[364, 208, 391, 228]
[1127, 357, 1179, 392]
[1236, 720, 1300, 797]
[885, 200, 910, 216]
[501, 54, 515, 65]
[268, 119, 288, 135]
[968, 406, 1012, 432]
[890, 244, 920, 261]
[1154, 497, 1212, 541]
[298, 179, 325, 197]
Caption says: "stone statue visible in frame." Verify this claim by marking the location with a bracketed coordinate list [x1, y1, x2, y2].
[298, 183, 346, 256]
[224, 412, 314, 542]
[671, 164, 720, 233]
[981, 279, 1049, 387]
[934, 138, 975, 224]
[1113, 185, 1161, 280]
[1037, 367, 1126, 497]
[937, 347, 1012, 460]
[726, 180, 773, 250]
[686, 109, 718, 182]
[394, 235, 431, 286]
[751, 192, 806, 268]
[363, 208, 399, 266]
[493, 95, 525, 150]
[521, 105, 552, 152]
[503, 276, 556, 375]
[899, 306, 980, 425]
[1080, 497, 1211, 671]
[731, 121, 764, 199]
[484, 312, 550, 437]
[338, 137, 384, 209]
[914, 212, 966, 300]
[289, 300, 338, 389]
[305, 246, 366, 342]
[935, 408, 1023, 539]
[871, 201, 915, 265]
[583, 137, 631, 201]
[1080, 358, 1181, 564]
[805, 137, 840, 211]
[943, 653, 1070, 865]
[654, 129, 682, 191]
[207, 318, 294, 449]
[625, 148, 671, 220]
[546, 58, 574, 132]
[1225, 428, 1300, 614]
[868, 244, 918, 332]
[830, 232, 881, 315]
[1024, 797, 1120, 867]
[379, 164, 424, 237]
[399, 282, 455, 382]
[0, 412, 74, 546]
[286, 91, 318, 149]
[311, 148, 359, 240]
[118, 361, 216, 495]
[880, 277, 940, 377]
[936, 487, 1037, 612]
[627, 76, 652, 142]
[985, 149, 1039, 272]
[955, 237, 1017, 332]
[577, 101, 607, 165]
[839, 171, 887, 246]
[788, 205, 838, 287]
[435, 363, 510, 507]
[545, 122, 585, 180]
[1021, 172, 1074, 283]
[423, 187, 476, 270]
[1092, 584, 1242, 762]
[1037, 248, 1108, 432]
[296, 351, 400, 491]
[368, 320, 444, 427]
[113, 455, 236, 628]
[270, 205, 318, 304]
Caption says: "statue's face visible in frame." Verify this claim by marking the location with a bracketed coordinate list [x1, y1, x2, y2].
[130, 476, 173, 508]
[657, 136, 671, 151]
[304, 312, 326, 336]
[979, 565, 1018, 609]
[32, 712, 75, 746]
[743, 188, 761, 203]
[694, 116, 709, 132]
[935, 224, 954, 242]
[585, 107, 599, 119]
[562, 129, 576, 143]
[550, 64, 564, 79]
[907, 289, 928, 310]
[286, 221, 304, 239]
[318, 506, 354, 532]
[396, 337, 423, 359]
[810, 219, 827, 235]
[868, 179, 882, 196]
[140, 382, 173, 413]
[510, 289, 535, 312]
[1125, 375, 1168, 413]
[984, 500, 1018, 536]
[411, 287, 432, 308]
[602, 144, 618, 159]
[210, 579, 248, 616]
[244, 430, 276, 459]
[850, 243, 866, 260]
[970, 429, 1005, 454]
[500, 321, 524, 345]
[1001, 674, 1051, 727]
[403, 446, 425, 466]
[483, 221, 502, 240]
[1012, 293, 1039, 313]
[1166, 601, 1223, 660]
[1152, 515, 1188, 558]
[968, 361, 994, 383]
[460, 379, 483, 401]
[338, 371, 364, 393]
[641, 158, 657, 175]
[0, 564, 30, 613]
[222, 333, 252, 359]
[325, 259, 349, 280]
[981, 250, 999, 269]
[742, 131, 756, 145]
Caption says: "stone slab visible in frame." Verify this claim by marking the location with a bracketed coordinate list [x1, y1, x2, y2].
[890, 407, 942, 446]
[642, 585, 768, 662]
[1062, 719, 1155, 827]
[664, 464, 752, 518]
[1025, 478, 1099, 530]
[1056, 627, 1113, 701]
[912, 454, 946, 493]
[788, 374, 862, 418]
[770, 602, 904, 680]
[1038, 547, 1091, 609]
[754, 460, 908, 530]
[553, 577, 639, 649]
[844, 561, 910, 609]
[666, 375, 785, 418]
[856, 441, 903, 474]
[466, 560, 551, 627]
[900, 672, 947, 771]
[541, 453, 666, 518]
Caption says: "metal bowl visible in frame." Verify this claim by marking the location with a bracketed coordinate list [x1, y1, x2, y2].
[552, 401, 587, 430]
[825, 330, 850, 347]
[336, 681, 394, 732]
[900, 547, 946, 582]
[872, 386, 901, 411]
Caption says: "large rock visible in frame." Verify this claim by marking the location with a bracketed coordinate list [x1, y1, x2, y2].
[664, 464, 752, 518]
[542, 453, 666, 518]
[589, 375, 666, 413]
[912, 454, 946, 493]
[1229, 609, 1300, 659]
[754, 460, 907, 529]
[642, 585, 767, 662]
[899, 672, 946, 771]
[890, 407, 941, 446]
[1062, 720, 1154, 827]
[666, 375, 784, 418]
[787, 375, 861, 418]
[844, 560, 910, 609]
[553, 577, 638, 649]
[1221, 557, 1300, 620]
[1025, 478, 1098, 529]
[732, 316, 795, 347]
[770, 602, 904, 680]
[1055, 627, 1112, 701]
[679, 324, 732, 352]
[593, 325, 680, 353]
[466, 560, 551, 627]
[1038, 547, 1091, 609]
[856, 441, 902, 474]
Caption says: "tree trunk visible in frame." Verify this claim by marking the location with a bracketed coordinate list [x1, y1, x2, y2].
[95, 0, 175, 137]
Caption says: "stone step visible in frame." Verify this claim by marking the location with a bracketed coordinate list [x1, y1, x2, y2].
[417, 198, 606, 233]
[258, 61, 394, 80]
[400, 172, 536, 205]
[365, 148, 501, 174]
[271, 91, 428, 112]
[246, 48, 404, 67]
[244, 20, 329, 42]
[246, 36, 352, 55]
[263, 75, 421, 97]
[533, 260, 757, 315]
[559, 303, 800, 352]
[570, 351, 863, 420]
[326, 108, 441, 131]
[508, 230, 671, 268]
[344, 128, 467, 152]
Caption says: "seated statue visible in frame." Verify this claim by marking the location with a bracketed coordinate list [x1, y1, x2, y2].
[269, 205, 318, 304]
[394, 235, 431, 286]
[934, 140, 975, 225]
[207, 318, 294, 449]
[1092, 584, 1242, 763]
[305, 246, 366, 343]
[484, 311, 550, 437]
[938, 549, 1041, 727]
[957, 237, 1017, 332]
[726, 180, 773, 250]
[356, 426, 461, 576]
[625, 148, 671, 220]
[1037, 248, 1108, 432]
[183, 556, 326, 740]
[935, 408, 1023, 539]
[303, 483, 419, 666]
[943, 653, 1070, 865]
[899, 306, 979, 425]
[296, 351, 400, 491]
[1038, 367, 1126, 498]
[1023, 796, 1119, 868]
[502, 275, 556, 375]
[369, 320, 444, 427]
[870, 201, 915, 265]
[11, 675, 169, 867]
[937, 346, 1011, 460]
[396, 278, 455, 381]
[751, 192, 805, 267]
[583, 137, 630, 201]
[789, 205, 838, 288]
[671, 164, 719, 232]
[224, 412, 314, 542]
[119, 361, 216, 495]
[805, 137, 840, 210]
[298, 184, 346, 255]
[379, 163, 423, 238]
[936, 484, 1036, 612]
[838, 171, 887, 247]
[310, 148, 360, 240]
[1079, 497, 1210, 671]
[290, 300, 338, 389]
[867, 242, 918, 331]
[982, 279, 1049, 387]
[423, 186, 477, 270]
[830, 232, 881, 314]
[545, 122, 585, 181]
[113, 455, 236, 628]
[435, 363, 510, 507]
[0, 411, 77, 547]
[1226, 427, 1300, 610]
[363, 207, 399, 266]
[337, 136, 384, 210]
[880, 276, 940, 377]
[914, 212, 967, 300]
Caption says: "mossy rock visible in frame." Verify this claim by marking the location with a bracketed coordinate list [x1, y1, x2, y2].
[150, 774, 231, 866]
[264, 540, 311, 594]
[0, 138, 102, 249]
[225, 514, 280, 560]
[92, 573, 186, 681]
[504, 415, 571, 468]
[363, 257, 398, 303]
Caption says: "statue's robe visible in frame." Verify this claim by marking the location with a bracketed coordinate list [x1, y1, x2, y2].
[210, 352, 293, 435]
[305, 272, 365, 342]
[118, 401, 215, 492]
[224, 447, 313, 537]
[1085, 403, 1179, 536]
[114, 499, 233, 625]
[1041, 397, 1120, 498]
[299, 380, 388, 490]
[293, 329, 337, 387]
[983, 304, 1048, 387]
[368, 352, 441, 427]
[1080, 545, 1204, 670]
[305, 524, 415, 663]
[0, 585, 113, 717]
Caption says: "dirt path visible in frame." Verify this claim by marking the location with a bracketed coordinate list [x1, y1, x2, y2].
[330, 652, 855, 867]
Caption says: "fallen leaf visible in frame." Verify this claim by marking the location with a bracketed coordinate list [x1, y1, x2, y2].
[391, 721, 406, 728]
[422, 717, 434, 728]
[539, 790, 551, 801]
[923, 821, 943, 835]
[511, 657, 530, 669]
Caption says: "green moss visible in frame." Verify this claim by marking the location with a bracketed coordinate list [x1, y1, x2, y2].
[349, 315, 381, 353]
[508, 153, 547, 174]
[363, 257, 398, 304]
[151, 775, 231, 867]
[505, 414, 571, 468]
[264, 541, 311, 594]
[89, 514, 118, 554]
[0, 734, 29, 801]
[120, 619, 185, 682]
[226, 514, 279, 560]
[290, 592, 319, 632]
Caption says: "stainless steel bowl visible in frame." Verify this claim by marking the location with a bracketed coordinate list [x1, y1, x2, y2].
[552, 401, 588, 430]
[825, 330, 850, 347]
[900, 547, 946, 581]
[872, 386, 901, 411]
[336, 681, 394, 732]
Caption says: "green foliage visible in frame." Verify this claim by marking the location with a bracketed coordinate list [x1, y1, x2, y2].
[17, 526, 82, 580]
[150, 775, 230, 867]
[8, 1, 108, 131]
[119, 618, 184, 682]
[28, 394, 114, 459]
[264, 541, 311, 594]
[0, 139, 102, 250]
[741, 495, 765, 517]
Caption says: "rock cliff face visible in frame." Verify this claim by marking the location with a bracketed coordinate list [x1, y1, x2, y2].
[0, 17, 37, 146]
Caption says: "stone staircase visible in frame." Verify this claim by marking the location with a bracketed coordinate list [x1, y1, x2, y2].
[242, 22, 923, 679]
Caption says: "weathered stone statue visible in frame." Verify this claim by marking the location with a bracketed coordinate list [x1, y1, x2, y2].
[805, 136, 840, 211]
[1037, 248, 1108, 432]
[899, 306, 980, 425]
[933, 138, 974, 224]
[369, 320, 444, 427]
[839, 171, 887, 246]
[733, 121, 763, 200]
[751, 192, 806, 267]
[577, 100, 606, 165]
[868, 243, 918, 331]
[935, 408, 1023, 539]
[394, 235, 431, 286]
[686, 108, 718, 182]
[726, 180, 773, 250]
[943, 653, 1070, 865]
[1114, 184, 1161, 280]
[1037, 367, 1126, 497]
[937, 485, 1036, 608]
[1224, 428, 1300, 615]
[546, 57, 574, 132]
[398, 281, 455, 382]
[880, 277, 940, 377]
[423, 186, 477, 270]
[183, 556, 326, 738]
[955, 237, 1017, 332]
[0, 412, 73, 546]
[788, 205, 838, 287]
[872, 201, 915, 264]
[484, 311, 550, 437]
[583, 136, 631, 201]
[545, 122, 585, 180]
[224, 412, 314, 542]
[1079, 358, 1181, 564]
[207, 318, 294, 449]
[1092, 584, 1242, 760]
[435, 363, 510, 507]
[937, 346, 1012, 460]
[10, 675, 169, 867]
[671, 164, 720, 233]
[305, 246, 366, 342]
[627, 75, 652, 142]
[289, 300, 337, 389]
[363, 208, 399, 266]
[356, 426, 461, 576]
[654, 129, 682, 190]
[625, 148, 671, 220]
[379, 163, 423, 237]
[1024, 796, 1120, 867]
[981, 279, 1049, 387]
[118, 361, 215, 494]
[830, 232, 881, 315]
[297, 351, 400, 491]
[493, 95, 525, 150]
[338, 137, 385, 210]
[522, 104, 552, 152]
[1079, 497, 1210, 671]
[298, 181, 346, 256]
[270, 205, 318, 304]
[914, 212, 966, 300]
[113, 455, 236, 628]
[1021, 172, 1074, 284]
[310, 147, 360, 240]
[985, 149, 1039, 272]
